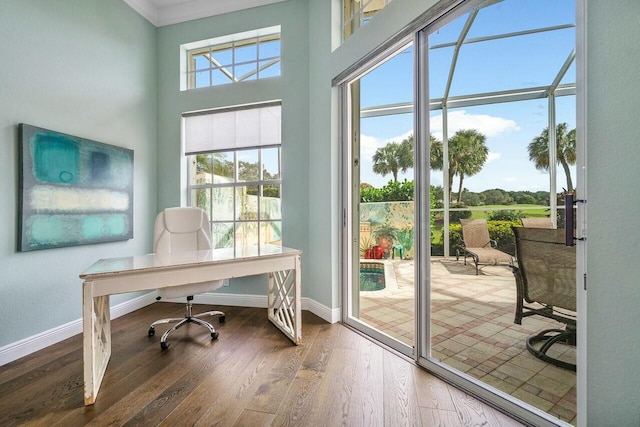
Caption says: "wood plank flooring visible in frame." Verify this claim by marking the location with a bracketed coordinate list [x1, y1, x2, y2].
[0, 303, 524, 426]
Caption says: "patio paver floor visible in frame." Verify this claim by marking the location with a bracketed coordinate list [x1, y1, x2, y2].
[358, 258, 577, 425]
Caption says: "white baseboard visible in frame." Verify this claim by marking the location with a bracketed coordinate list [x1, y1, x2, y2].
[0, 292, 339, 367]
[0, 292, 157, 367]
[172, 292, 341, 324]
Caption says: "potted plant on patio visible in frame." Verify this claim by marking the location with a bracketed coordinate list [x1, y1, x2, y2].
[372, 221, 398, 258]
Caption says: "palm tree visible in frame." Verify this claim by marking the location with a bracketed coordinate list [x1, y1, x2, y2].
[450, 130, 489, 203]
[371, 136, 413, 182]
[528, 122, 576, 192]
[430, 130, 489, 203]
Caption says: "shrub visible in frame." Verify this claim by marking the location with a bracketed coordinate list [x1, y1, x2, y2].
[381, 180, 414, 201]
[449, 202, 472, 223]
[360, 180, 414, 202]
[361, 187, 383, 202]
[487, 210, 524, 221]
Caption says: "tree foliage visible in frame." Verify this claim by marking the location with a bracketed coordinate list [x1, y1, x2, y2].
[430, 129, 489, 202]
[360, 180, 414, 202]
[371, 136, 414, 182]
[528, 122, 576, 191]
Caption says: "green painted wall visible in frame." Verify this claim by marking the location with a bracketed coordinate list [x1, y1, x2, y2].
[585, 0, 640, 423]
[0, 0, 157, 347]
[1, 1, 638, 422]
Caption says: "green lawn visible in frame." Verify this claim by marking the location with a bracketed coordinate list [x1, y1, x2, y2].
[430, 204, 551, 244]
[467, 204, 550, 219]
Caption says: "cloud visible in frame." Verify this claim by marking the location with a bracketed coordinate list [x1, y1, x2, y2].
[360, 111, 518, 157]
[430, 110, 520, 140]
[487, 152, 501, 163]
[360, 129, 413, 158]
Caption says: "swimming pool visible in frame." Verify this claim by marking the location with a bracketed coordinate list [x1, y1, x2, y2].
[359, 261, 386, 291]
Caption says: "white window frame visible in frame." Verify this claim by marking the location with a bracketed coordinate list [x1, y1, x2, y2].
[180, 25, 281, 91]
[343, 0, 393, 40]
[184, 102, 283, 251]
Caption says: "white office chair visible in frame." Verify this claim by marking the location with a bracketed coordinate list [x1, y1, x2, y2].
[148, 207, 225, 350]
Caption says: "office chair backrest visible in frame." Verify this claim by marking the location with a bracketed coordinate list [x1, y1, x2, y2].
[154, 207, 212, 255]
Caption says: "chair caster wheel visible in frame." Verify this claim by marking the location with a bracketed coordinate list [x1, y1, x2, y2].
[219, 315, 225, 323]
[161, 341, 170, 351]
[211, 332, 219, 340]
[148, 327, 155, 337]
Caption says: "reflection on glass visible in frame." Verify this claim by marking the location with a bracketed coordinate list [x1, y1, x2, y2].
[192, 189, 211, 219]
[236, 186, 258, 221]
[194, 154, 212, 184]
[212, 222, 234, 248]
[213, 152, 234, 184]
[238, 150, 259, 181]
[235, 222, 259, 249]
[260, 185, 281, 219]
[211, 187, 234, 221]
[260, 221, 282, 246]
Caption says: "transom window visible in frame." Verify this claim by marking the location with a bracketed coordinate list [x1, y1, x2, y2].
[181, 26, 281, 90]
[343, 0, 393, 40]
[184, 103, 282, 251]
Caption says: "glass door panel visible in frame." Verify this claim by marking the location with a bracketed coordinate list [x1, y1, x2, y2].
[344, 42, 416, 355]
[419, 0, 577, 425]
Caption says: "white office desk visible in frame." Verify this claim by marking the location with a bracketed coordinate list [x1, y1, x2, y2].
[80, 245, 302, 406]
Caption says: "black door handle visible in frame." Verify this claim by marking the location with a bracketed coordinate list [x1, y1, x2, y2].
[565, 193, 574, 247]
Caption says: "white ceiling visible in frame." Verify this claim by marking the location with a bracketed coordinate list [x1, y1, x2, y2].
[123, 0, 286, 27]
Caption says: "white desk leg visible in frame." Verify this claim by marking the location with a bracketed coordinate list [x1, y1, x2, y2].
[267, 255, 302, 345]
[83, 282, 111, 405]
[294, 254, 302, 342]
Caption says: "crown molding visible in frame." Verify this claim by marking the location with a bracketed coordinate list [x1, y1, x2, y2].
[123, 0, 287, 27]
[123, 0, 160, 26]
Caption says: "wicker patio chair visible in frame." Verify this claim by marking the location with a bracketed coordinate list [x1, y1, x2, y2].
[456, 219, 514, 275]
[512, 226, 576, 371]
[520, 217, 554, 228]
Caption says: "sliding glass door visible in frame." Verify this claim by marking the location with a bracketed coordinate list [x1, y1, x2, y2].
[342, 0, 579, 425]
[419, 1, 578, 425]
[343, 42, 416, 356]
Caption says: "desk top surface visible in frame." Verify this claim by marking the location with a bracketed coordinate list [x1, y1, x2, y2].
[80, 245, 301, 279]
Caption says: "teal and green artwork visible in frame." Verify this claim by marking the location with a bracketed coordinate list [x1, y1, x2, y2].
[18, 124, 134, 251]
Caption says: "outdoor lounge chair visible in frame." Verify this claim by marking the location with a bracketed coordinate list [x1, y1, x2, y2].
[512, 226, 576, 371]
[456, 219, 514, 275]
[520, 217, 554, 228]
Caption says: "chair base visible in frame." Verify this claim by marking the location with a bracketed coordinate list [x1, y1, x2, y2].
[526, 325, 576, 371]
[148, 298, 225, 351]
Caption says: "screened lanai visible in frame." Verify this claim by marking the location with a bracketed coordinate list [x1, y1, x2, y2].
[359, 0, 576, 257]
[344, 0, 578, 425]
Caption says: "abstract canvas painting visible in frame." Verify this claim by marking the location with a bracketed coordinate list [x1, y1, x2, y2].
[18, 124, 134, 251]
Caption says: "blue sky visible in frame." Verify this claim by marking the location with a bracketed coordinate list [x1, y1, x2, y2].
[358, 0, 576, 193]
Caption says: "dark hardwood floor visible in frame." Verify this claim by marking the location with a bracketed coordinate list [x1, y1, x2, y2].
[0, 303, 523, 426]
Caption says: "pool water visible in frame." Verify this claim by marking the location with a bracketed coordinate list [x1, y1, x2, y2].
[359, 262, 386, 291]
